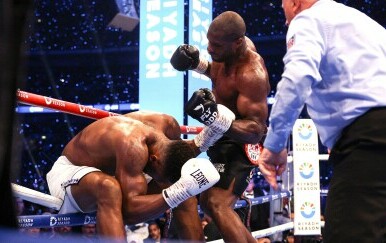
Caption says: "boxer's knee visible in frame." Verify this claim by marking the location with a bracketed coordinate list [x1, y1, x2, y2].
[96, 176, 122, 207]
[200, 186, 237, 215]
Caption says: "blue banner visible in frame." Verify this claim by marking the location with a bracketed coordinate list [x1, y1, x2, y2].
[18, 212, 97, 228]
[17, 191, 291, 228]
[139, 0, 185, 124]
[188, 0, 212, 127]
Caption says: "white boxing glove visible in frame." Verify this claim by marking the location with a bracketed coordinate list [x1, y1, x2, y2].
[162, 158, 220, 208]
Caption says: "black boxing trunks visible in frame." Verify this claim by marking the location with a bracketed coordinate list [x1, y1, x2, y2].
[207, 137, 255, 196]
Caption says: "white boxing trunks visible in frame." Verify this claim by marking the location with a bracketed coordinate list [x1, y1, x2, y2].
[46, 156, 101, 214]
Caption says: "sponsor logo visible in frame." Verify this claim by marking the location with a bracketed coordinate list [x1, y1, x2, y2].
[244, 143, 262, 164]
[79, 105, 97, 114]
[45, 97, 52, 105]
[287, 34, 295, 49]
[297, 123, 313, 140]
[61, 178, 80, 188]
[296, 221, 320, 231]
[185, 126, 198, 133]
[300, 202, 316, 219]
[299, 162, 314, 179]
[50, 217, 57, 226]
[18, 218, 33, 223]
[18, 218, 34, 227]
[50, 216, 71, 227]
[84, 215, 96, 225]
[200, 108, 217, 126]
[190, 169, 209, 188]
[194, 104, 204, 113]
[44, 97, 66, 107]
[17, 91, 29, 99]
[295, 181, 319, 191]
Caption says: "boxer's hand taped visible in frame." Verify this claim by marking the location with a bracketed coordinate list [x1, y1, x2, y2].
[162, 158, 220, 208]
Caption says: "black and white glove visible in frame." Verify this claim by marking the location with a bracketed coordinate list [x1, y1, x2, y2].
[170, 44, 209, 74]
[185, 88, 235, 133]
[185, 88, 235, 152]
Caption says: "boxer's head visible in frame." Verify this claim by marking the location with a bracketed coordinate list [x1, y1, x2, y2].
[156, 140, 195, 183]
[207, 11, 246, 62]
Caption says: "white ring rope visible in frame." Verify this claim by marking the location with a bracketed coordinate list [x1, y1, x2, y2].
[12, 183, 62, 210]
[208, 221, 326, 242]
[208, 222, 294, 243]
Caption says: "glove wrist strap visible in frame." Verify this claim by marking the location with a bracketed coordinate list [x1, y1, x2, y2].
[162, 180, 191, 208]
[209, 104, 235, 133]
[194, 127, 223, 152]
[194, 58, 209, 74]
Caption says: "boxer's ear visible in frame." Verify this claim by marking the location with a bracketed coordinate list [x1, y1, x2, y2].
[149, 154, 158, 162]
[235, 37, 243, 46]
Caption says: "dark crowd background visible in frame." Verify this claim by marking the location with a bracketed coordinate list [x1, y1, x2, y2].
[9, 0, 386, 216]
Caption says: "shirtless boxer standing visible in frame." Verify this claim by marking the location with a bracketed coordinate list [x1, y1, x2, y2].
[171, 11, 270, 243]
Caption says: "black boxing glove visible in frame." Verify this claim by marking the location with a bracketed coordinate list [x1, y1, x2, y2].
[185, 88, 217, 125]
[185, 88, 235, 134]
[170, 44, 209, 74]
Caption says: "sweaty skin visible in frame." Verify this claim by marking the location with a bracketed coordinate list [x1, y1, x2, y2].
[62, 112, 203, 241]
[198, 11, 270, 243]
[206, 36, 269, 144]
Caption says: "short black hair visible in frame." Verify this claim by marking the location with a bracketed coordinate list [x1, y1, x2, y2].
[210, 11, 246, 42]
[163, 140, 195, 183]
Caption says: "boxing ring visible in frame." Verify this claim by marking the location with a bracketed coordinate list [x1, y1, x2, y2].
[14, 89, 326, 241]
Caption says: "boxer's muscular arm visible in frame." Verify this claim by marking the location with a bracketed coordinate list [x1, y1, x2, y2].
[116, 133, 220, 225]
[123, 111, 205, 156]
[115, 138, 170, 225]
[225, 68, 270, 144]
[121, 175, 169, 225]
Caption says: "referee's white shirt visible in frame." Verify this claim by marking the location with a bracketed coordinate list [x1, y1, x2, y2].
[264, 0, 386, 152]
